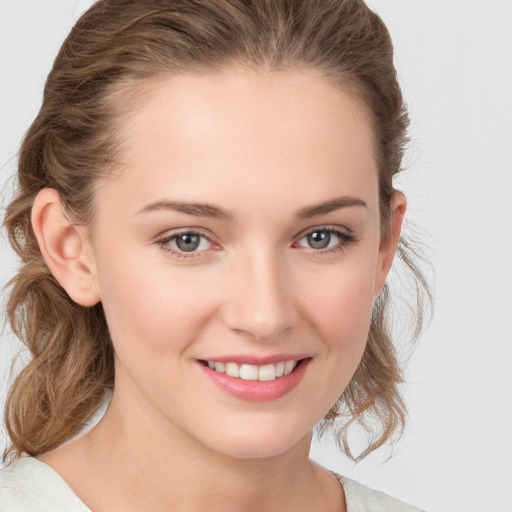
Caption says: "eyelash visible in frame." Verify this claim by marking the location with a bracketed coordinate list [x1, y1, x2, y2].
[155, 230, 218, 260]
[155, 226, 357, 260]
[293, 226, 357, 256]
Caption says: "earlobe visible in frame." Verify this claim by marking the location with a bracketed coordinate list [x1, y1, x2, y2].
[31, 188, 100, 307]
[374, 190, 407, 296]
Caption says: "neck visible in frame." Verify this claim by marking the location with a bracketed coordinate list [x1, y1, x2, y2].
[40, 390, 344, 512]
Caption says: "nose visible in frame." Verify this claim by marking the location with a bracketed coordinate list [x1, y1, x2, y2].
[221, 249, 298, 343]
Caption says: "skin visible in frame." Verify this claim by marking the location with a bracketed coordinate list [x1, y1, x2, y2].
[32, 68, 405, 512]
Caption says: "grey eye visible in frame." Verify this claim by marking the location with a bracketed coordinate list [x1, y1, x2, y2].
[306, 231, 331, 249]
[175, 233, 201, 252]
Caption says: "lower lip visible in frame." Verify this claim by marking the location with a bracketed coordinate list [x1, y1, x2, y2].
[198, 359, 310, 402]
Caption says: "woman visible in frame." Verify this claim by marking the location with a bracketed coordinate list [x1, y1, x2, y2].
[0, 0, 429, 510]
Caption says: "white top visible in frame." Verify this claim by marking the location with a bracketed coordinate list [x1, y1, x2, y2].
[0, 457, 426, 511]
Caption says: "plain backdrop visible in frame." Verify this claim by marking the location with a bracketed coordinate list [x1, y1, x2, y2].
[1, 2, 511, 511]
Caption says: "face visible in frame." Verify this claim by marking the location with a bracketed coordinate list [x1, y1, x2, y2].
[85, 69, 399, 459]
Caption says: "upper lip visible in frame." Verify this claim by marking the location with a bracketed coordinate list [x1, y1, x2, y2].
[198, 354, 310, 365]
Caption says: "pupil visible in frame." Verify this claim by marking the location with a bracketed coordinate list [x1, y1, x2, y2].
[176, 234, 200, 252]
[307, 231, 330, 249]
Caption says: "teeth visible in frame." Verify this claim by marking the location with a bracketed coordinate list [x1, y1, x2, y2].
[225, 362, 240, 378]
[206, 360, 299, 381]
[240, 364, 258, 380]
[284, 360, 296, 376]
[258, 364, 276, 381]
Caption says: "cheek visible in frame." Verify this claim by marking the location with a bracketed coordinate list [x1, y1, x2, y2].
[299, 259, 377, 350]
[291, 259, 378, 420]
[94, 243, 218, 361]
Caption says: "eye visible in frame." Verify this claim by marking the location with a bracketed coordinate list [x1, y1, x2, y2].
[303, 230, 335, 250]
[174, 233, 206, 252]
[295, 227, 356, 253]
[155, 230, 216, 258]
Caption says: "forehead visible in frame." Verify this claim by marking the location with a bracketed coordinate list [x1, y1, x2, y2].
[101, 68, 378, 218]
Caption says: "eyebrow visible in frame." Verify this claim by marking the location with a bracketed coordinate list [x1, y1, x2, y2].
[295, 196, 367, 219]
[136, 200, 234, 220]
[136, 195, 367, 220]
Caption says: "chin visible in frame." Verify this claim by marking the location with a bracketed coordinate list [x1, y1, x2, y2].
[199, 418, 312, 460]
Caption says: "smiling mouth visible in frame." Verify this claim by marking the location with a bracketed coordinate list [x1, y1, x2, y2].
[198, 359, 308, 382]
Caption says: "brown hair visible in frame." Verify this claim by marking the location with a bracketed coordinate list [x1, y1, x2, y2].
[3, 0, 431, 463]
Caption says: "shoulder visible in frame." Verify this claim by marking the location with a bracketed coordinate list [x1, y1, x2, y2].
[0, 458, 45, 512]
[337, 474, 427, 512]
[0, 457, 91, 512]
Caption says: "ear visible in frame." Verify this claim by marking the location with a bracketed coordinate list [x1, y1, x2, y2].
[31, 188, 100, 306]
[374, 190, 407, 297]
